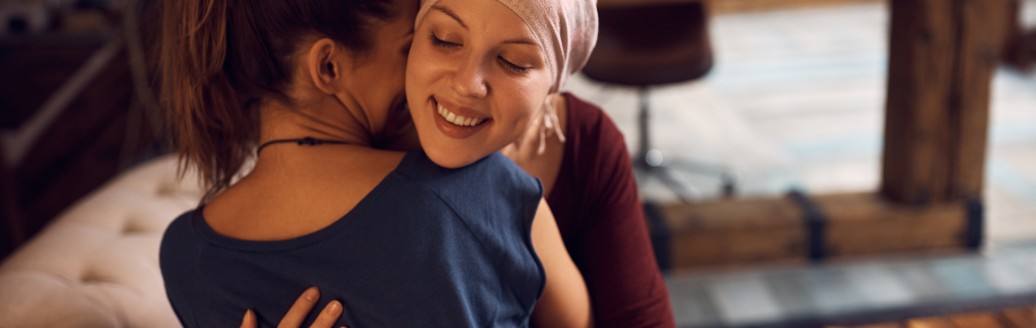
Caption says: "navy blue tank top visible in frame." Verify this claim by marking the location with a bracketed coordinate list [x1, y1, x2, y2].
[160, 151, 545, 327]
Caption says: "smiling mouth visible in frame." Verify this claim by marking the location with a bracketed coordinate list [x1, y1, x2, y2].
[436, 102, 487, 127]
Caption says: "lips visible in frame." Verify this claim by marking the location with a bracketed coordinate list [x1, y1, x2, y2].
[437, 102, 484, 127]
[429, 97, 490, 139]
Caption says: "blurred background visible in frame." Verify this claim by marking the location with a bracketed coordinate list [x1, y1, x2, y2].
[1, 0, 1036, 327]
[0, 0, 164, 255]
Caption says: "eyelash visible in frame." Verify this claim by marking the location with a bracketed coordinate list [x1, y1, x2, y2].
[498, 58, 529, 74]
[429, 32, 530, 74]
[429, 33, 460, 48]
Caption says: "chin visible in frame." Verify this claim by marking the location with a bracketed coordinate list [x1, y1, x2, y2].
[425, 149, 480, 169]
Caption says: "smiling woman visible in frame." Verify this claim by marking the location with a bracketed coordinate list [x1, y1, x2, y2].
[403, 1, 676, 326]
[406, 0, 555, 169]
[406, 1, 598, 325]
[401, 0, 672, 326]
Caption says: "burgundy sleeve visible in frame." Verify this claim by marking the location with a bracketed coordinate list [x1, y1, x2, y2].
[563, 96, 676, 327]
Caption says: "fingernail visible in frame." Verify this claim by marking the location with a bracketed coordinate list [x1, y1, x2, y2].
[305, 287, 319, 301]
[243, 309, 253, 320]
[329, 301, 342, 315]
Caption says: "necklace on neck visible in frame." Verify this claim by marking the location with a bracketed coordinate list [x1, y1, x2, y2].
[256, 137, 351, 155]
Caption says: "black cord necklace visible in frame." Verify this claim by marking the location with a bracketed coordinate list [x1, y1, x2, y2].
[256, 137, 351, 155]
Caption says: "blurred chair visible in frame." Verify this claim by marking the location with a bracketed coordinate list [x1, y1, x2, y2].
[583, 0, 735, 202]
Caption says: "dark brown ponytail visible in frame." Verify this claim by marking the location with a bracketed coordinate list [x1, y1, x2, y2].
[158, 0, 393, 200]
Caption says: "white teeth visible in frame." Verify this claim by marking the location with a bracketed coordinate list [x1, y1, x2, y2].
[437, 103, 483, 127]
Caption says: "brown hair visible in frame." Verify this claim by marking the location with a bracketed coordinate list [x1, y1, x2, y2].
[159, 0, 394, 200]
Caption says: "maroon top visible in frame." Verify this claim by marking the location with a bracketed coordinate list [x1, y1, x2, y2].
[546, 93, 675, 327]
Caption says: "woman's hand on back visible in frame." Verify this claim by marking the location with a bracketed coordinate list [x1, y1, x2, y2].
[239, 287, 346, 328]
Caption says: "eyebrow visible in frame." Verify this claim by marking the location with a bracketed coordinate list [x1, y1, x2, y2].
[431, 5, 467, 30]
[503, 38, 537, 46]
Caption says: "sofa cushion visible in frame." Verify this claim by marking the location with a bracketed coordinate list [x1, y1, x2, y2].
[0, 155, 203, 327]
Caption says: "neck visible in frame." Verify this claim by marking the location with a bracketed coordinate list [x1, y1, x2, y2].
[258, 96, 372, 147]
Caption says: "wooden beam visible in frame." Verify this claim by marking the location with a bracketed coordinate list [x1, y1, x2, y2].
[660, 196, 806, 268]
[658, 192, 970, 269]
[820, 193, 966, 257]
[881, 0, 1007, 204]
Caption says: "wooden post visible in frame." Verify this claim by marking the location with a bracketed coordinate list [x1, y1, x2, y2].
[881, 0, 1007, 204]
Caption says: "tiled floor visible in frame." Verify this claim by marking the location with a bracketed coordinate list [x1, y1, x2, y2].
[566, 0, 1036, 246]
[664, 242, 1036, 327]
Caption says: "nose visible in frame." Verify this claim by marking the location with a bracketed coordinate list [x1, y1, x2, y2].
[450, 57, 489, 98]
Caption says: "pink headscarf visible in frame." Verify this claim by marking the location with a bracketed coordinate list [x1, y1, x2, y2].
[414, 0, 599, 93]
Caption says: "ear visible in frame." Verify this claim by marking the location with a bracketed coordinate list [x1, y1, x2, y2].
[305, 38, 348, 94]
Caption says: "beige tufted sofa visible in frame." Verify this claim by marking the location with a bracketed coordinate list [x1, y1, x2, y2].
[0, 155, 202, 327]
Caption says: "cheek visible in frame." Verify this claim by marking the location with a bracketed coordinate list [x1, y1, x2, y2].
[406, 52, 455, 103]
[511, 80, 551, 116]
[406, 48, 434, 88]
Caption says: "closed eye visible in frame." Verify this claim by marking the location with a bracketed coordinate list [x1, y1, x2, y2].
[430, 33, 460, 48]
[498, 57, 530, 74]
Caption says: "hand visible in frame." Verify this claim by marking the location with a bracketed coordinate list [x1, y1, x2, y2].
[239, 287, 346, 328]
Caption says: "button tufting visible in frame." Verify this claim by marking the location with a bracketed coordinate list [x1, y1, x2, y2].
[121, 219, 147, 235]
[0, 155, 195, 327]
[156, 183, 178, 197]
[79, 270, 113, 285]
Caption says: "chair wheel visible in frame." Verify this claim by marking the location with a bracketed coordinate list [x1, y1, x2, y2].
[721, 172, 737, 198]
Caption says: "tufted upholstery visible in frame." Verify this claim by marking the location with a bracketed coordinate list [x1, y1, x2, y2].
[0, 155, 203, 328]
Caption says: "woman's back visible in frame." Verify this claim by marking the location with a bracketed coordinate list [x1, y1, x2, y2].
[160, 151, 546, 327]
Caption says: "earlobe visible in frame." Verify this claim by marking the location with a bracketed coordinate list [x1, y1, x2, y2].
[307, 38, 344, 94]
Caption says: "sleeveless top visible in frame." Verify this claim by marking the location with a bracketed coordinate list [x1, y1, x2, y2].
[160, 151, 545, 327]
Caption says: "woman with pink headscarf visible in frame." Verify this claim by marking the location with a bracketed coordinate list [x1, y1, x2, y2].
[240, 0, 675, 326]
[405, 0, 674, 325]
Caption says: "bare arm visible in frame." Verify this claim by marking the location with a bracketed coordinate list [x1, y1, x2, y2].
[530, 198, 593, 328]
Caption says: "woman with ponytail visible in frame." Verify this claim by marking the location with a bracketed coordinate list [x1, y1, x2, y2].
[158, 0, 590, 326]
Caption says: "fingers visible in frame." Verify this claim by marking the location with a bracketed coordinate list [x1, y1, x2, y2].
[308, 300, 344, 328]
[278, 287, 321, 328]
[240, 309, 257, 328]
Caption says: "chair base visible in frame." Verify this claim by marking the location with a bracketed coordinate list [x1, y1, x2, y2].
[634, 148, 736, 203]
